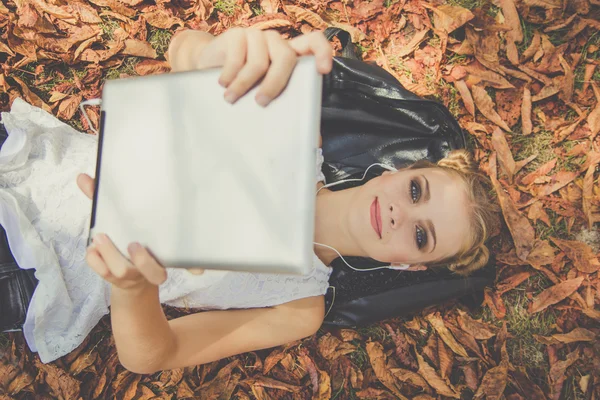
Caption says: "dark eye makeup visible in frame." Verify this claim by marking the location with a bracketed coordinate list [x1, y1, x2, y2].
[409, 178, 427, 250]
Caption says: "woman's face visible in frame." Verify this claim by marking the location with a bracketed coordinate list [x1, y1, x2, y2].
[348, 167, 472, 265]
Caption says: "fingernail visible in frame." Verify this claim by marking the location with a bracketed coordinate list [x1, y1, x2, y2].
[93, 233, 107, 245]
[224, 91, 237, 104]
[218, 78, 227, 88]
[128, 242, 142, 254]
[256, 94, 269, 107]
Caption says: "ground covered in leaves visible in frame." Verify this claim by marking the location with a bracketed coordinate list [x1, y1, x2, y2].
[1, 0, 600, 399]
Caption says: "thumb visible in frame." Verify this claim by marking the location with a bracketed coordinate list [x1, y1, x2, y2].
[77, 173, 95, 200]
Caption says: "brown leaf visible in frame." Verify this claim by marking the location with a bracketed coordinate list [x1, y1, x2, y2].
[263, 349, 285, 374]
[454, 80, 475, 116]
[283, 5, 327, 29]
[260, 0, 279, 14]
[35, 359, 81, 399]
[11, 76, 51, 113]
[389, 368, 432, 393]
[530, 171, 578, 198]
[425, 313, 468, 358]
[135, 60, 171, 76]
[549, 327, 596, 343]
[437, 338, 454, 380]
[527, 201, 550, 226]
[521, 86, 533, 135]
[550, 238, 600, 273]
[251, 18, 293, 30]
[32, 0, 76, 22]
[340, 329, 362, 342]
[431, 4, 474, 34]
[499, 0, 523, 42]
[365, 342, 407, 399]
[521, 159, 557, 186]
[176, 379, 195, 399]
[472, 85, 511, 131]
[57, 94, 83, 121]
[492, 127, 516, 181]
[529, 276, 585, 313]
[69, 2, 102, 23]
[196, 360, 240, 399]
[122, 374, 142, 400]
[316, 370, 332, 400]
[521, 32, 542, 62]
[580, 63, 596, 95]
[68, 351, 97, 375]
[397, 29, 430, 58]
[384, 324, 417, 370]
[122, 39, 157, 58]
[587, 83, 600, 139]
[7, 371, 33, 395]
[489, 153, 535, 260]
[515, 153, 537, 175]
[511, 367, 547, 400]
[144, 8, 184, 29]
[532, 84, 560, 102]
[497, 271, 532, 295]
[318, 333, 356, 361]
[527, 239, 556, 268]
[474, 361, 508, 400]
[549, 349, 579, 398]
[464, 62, 514, 89]
[416, 353, 460, 398]
[484, 287, 507, 319]
[558, 55, 574, 103]
[74, 37, 98, 61]
[497, 88, 523, 128]
[244, 376, 302, 392]
[457, 309, 498, 339]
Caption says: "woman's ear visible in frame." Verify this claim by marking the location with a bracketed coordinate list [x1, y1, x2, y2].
[390, 262, 428, 271]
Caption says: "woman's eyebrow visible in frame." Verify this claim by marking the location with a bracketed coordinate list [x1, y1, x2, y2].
[422, 174, 430, 202]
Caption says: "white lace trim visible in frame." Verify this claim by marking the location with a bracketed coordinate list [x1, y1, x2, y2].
[0, 98, 331, 363]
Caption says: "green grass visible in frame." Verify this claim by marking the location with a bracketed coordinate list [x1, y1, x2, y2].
[357, 325, 390, 343]
[103, 57, 140, 80]
[251, 5, 263, 16]
[348, 341, 369, 369]
[99, 16, 121, 41]
[148, 28, 173, 58]
[511, 129, 555, 173]
[447, 0, 487, 9]
[214, 0, 239, 16]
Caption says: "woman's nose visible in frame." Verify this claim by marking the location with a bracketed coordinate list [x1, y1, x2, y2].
[389, 204, 405, 229]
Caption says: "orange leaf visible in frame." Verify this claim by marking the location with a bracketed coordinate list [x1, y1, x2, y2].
[243, 376, 302, 392]
[521, 158, 557, 186]
[389, 368, 432, 393]
[550, 327, 596, 343]
[416, 353, 460, 399]
[283, 5, 327, 29]
[425, 313, 468, 358]
[521, 85, 533, 135]
[529, 276, 585, 313]
[34, 359, 81, 399]
[527, 201, 551, 226]
[456, 309, 498, 339]
[530, 171, 578, 198]
[471, 85, 511, 131]
[550, 238, 600, 273]
[11, 76, 51, 113]
[365, 342, 407, 399]
[57, 94, 83, 121]
[496, 270, 532, 294]
[454, 80, 475, 116]
[491, 127, 516, 181]
[430, 4, 474, 34]
[489, 153, 535, 260]
[122, 39, 157, 58]
[526, 239, 556, 268]
[397, 29, 429, 58]
[69, 2, 102, 23]
[135, 60, 171, 76]
[484, 287, 507, 319]
[251, 18, 293, 30]
[587, 83, 600, 139]
[580, 63, 596, 95]
[144, 8, 184, 29]
[473, 361, 509, 400]
[521, 32, 541, 62]
[437, 337, 454, 380]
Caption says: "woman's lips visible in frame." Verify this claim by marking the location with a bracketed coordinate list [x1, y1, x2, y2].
[370, 197, 382, 239]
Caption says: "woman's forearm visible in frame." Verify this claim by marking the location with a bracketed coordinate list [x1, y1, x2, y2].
[110, 284, 176, 373]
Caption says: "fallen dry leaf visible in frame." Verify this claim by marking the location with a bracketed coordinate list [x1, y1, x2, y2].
[284, 5, 327, 29]
[550, 237, 600, 273]
[121, 39, 157, 58]
[456, 309, 497, 340]
[491, 127, 516, 181]
[529, 276, 585, 313]
[545, 327, 597, 343]
[416, 353, 460, 398]
[454, 80, 475, 116]
[521, 86, 533, 135]
[57, 94, 83, 121]
[425, 313, 468, 358]
[587, 83, 600, 139]
[143, 8, 184, 29]
[484, 287, 507, 319]
[496, 270, 533, 294]
[473, 361, 508, 400]
[430, 4, 474, 34]
[489, 153, 535, 260]
[527, 201, 551, 225]
[365, 342, 407, 399]
[471, 85, 511, 131]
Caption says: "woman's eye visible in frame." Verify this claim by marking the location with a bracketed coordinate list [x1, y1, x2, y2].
[415, 226, 427, 249]
[410, 180, 421, 203]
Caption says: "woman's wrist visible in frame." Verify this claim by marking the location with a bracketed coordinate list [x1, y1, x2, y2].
[111, 281, 157, 298]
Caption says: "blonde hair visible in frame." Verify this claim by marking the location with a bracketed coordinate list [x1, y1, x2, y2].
[408, 149, 499, 276]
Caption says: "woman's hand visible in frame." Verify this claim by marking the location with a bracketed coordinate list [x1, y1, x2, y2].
[77, 174, 168, 290]
[168, 28, 333, 106]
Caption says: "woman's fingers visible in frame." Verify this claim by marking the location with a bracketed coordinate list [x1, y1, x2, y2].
[128, 243, 168, 285]
[288, 32, 333, 74]
[255, 31, 298, 105]
[86, 246, 113, 280]
[77, 173, 95, 200]
[225, 29, 270, 104]
[93, 234, 131, 278]
[218, 28, 248, 89]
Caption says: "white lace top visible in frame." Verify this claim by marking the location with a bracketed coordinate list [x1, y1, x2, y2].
[0, 98, 332, 363]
